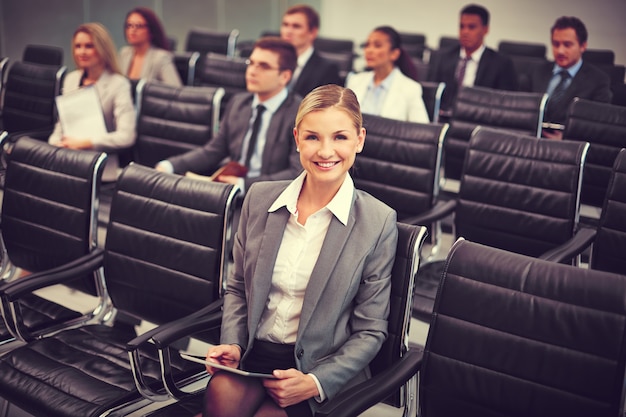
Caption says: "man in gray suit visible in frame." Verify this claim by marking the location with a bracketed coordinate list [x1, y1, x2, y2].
[156, 37, 302, 192]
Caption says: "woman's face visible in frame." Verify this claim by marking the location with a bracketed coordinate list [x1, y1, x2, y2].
[363, 30, 400, 70]
[125, 12, 150, 46]
[294, 107, 365, 190]
[73, 32, 102, 71]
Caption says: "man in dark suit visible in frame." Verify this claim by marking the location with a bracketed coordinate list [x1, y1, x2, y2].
[156, 37, 302, 192]
[529, 16, 612, 139]
[427, 4, 518, 116]
[280, 4, 342, 97]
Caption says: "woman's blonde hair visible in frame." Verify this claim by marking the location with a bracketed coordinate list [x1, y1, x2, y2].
[72, 22, 121, 74]
[295, 84, 362, 132]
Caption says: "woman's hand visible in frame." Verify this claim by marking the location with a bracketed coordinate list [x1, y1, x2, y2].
[205, 344, 241, 374]
[60, 136, 93, 149]
[262, 368, 320, 408]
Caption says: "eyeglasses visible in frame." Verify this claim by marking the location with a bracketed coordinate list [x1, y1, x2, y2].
[245, 59, 281, 72]
[125, 23, 147, 30]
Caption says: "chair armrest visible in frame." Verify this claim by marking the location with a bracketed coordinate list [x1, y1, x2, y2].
[314, 347, 424, 417]
[127, 298, 223, 351]
[539, 226, 597, 263]
[0, 249, 104, 301]
[402, 199, 457, 226]
[126, 298, 224, 402]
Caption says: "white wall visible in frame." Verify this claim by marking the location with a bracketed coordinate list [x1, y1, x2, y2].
[320, 0, 626, 74]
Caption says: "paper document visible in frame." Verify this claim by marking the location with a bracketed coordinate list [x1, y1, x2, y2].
[55, 86, 107, 138]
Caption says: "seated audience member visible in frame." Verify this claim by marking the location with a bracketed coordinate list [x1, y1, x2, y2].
[155, 37, 301, 193]
[49, 22, 136, 182]
[119, 7, 182, 86]
[427, 4, 518, 116]
[529, 16, 612, 139]
[346, 25, 429, 123]
[200, 84, 397, 417]
[280, 4, 342, 96]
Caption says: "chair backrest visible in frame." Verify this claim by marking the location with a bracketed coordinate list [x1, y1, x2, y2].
[314, 36, 354, 55]
[419, 81, 445, 123]
[1, 136, 106, 286]
[1, 61, 66, 134]
[173, 51, 200, 85]
[591, 149, 626, 275]
[356, 114, 448, 222]
[371, 222, 427, 407]
[498, 40, 547, 58]
[22, 44, 64, 66]
[444, 86, 547, 181]
[133, 82, 224, 168]
[583, 49, 615, 65]
[421, 239, 626, 417]
[562, 98, 626, 208]
[103, 164, 239, 325]
[317, 50, 354, 82]
[438, 36, 458, 50]
[510, 55, 550, 92]
[185, 28, 239, 57]
[194, 52, 247, 119]
[398, 32, 427, 60]
[456, 127, 588, 257]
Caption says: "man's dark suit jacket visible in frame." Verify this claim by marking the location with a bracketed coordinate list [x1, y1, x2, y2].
[167, 91, 302, 189]
[529, 60, 612, 124]
[427, 45, 518, 111]
[292, 50, 342, 98]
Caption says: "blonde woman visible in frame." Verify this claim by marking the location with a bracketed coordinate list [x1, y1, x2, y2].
[49, 22, 136, 181]
[200, 84, 397, 417]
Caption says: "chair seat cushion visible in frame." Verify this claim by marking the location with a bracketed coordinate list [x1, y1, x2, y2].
[0, 324, 202, 417]
[0, 293, 82, 340]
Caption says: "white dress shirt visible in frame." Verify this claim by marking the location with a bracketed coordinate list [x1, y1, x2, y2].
[258, 171, 354, 401]
[460, 44, 486, 87]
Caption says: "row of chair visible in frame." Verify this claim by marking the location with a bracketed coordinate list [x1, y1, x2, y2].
[0, 135, 429, 417]
[2, 111, 626, 416]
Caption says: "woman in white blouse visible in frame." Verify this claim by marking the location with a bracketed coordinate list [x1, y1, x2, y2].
[346, 26, 429, 123]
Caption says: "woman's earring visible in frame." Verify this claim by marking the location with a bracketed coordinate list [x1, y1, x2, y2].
[296, 148, 300, 153]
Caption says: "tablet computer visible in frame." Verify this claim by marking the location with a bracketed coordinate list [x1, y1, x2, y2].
[180, 353, 277, 379]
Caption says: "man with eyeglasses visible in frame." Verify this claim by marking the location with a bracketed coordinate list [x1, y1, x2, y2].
[156, 37, 301, 193]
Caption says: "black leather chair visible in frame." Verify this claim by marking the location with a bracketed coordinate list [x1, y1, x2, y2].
[173, 51, 200, 85]
[562, 98, 626, 214]
[136, 223, 428, 417]
[398, 32, 427, 60]
[510, 55, 550, 92]
[0, 164, 239, 417]
[194, 52, 247, 119]
[22, 44, 64, 66]
[438, 36, 458, 50]
[133, 82, 224, 168]
[0, 137, 107, 347]
[443, 86, 547, 183]
[498, 40, 547, 58]
[0, 60, 66, 140]
[419, 81, 445, 123]
[185, 28, 239, 58]
[315, 36, 354, 56]
[553, 149, 626, 276]
[412, 127, 589, 321]
[355, 114, 448, 259]
[583, 48, 615, 65]
[583, 148, 626, 275]
[317, 50, 354, 84]
[317, 239, 626, 417]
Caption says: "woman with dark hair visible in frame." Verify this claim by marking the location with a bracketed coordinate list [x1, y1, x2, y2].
[118, 7, 182, 86]
[346, 25, 429, 122]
